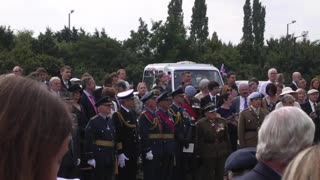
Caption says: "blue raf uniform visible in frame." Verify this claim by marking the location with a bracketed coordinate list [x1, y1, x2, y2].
[156, 91, 175, 180]
[139, 91, 163, 180]
[113, 89, 139, 180]
[168, 87, 193, 180]
[84, 96, 116, 180]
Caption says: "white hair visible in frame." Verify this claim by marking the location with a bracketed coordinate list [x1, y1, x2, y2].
[49, 76, 60, 83]
[256, 107, 315, 165]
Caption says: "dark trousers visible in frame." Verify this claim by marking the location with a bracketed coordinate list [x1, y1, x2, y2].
[58, 165, 79, 179]
[142, 156, 161, 180]
[116, 156, 138, 180]
[202, 157, 226, 180]
[160, 154, 174, 180]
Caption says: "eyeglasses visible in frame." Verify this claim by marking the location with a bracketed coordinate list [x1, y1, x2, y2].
[226, 89, 232, 91]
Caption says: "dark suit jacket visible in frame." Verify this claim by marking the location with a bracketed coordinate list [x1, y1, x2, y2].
[301, 102, 314, 116]
[289, 82, 298, 91]
[231, 96, 241, 113]
[80, 94, 97, 123]
[60, 78, 72, 90]
[237, 162, 281, 180]
[200, 94, 220, 109]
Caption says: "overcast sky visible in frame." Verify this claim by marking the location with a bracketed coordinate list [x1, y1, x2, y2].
[1, 0, 319, 44]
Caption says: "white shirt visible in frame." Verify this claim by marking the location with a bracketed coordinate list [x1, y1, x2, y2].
[309, 100, 317, 112]
[259, 80, 273, 96]
[240, 96, 248, 112]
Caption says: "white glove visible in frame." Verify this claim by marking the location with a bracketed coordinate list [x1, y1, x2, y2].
[87, 159, 96, 168]
[118, 153, 129, 168]
[76, 158, 81, 166]
[146, 150, 153, 160]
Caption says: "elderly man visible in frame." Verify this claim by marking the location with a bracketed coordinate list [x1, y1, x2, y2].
[237, 107, 315, 180]
[289, 72, 302, 91]
[231, 83, 250, 113]
[238, 92, 267, 148]
[49, 76, 62, 96]
[301, 89, 319, 116]
[12, 66, 23, 76]
[259, 68, 278, 96]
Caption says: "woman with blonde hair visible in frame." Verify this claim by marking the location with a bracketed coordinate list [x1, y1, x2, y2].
[0, 75, 73, 180]
[282, 145, 320, 180]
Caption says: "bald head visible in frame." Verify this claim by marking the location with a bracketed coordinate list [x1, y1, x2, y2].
[292, 72, 302, 82]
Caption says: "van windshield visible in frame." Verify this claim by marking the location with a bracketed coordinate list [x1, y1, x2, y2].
[172, 70, 223, 90]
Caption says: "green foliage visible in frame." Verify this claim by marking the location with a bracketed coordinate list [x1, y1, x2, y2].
[190, 0, 209, 52]
[0, 1, 320, 86]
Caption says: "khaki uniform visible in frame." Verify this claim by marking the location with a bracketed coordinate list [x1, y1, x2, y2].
[196, 117, 230, 180]
[238, 107, 267, 148]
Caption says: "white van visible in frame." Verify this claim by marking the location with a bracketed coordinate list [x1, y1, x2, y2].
[142, 61, 224, 91]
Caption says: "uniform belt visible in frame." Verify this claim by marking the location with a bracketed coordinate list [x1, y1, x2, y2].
[162, 134, 174, 139]
[148, 133, 174, 139]
[95, 140, 114, 147]
[149, 134, 162, 139]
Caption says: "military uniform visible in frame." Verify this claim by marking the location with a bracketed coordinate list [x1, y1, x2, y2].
[238, 107, 266, 148]
[84, 114, 116, 180]
[169, 103, 192, 180]
[196, 116, 230, 180]
[113, 94, 139, 180]
[139, 108, 163, 180]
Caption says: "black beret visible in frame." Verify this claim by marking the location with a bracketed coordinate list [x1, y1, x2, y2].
[224, 147, 257, 172]
[170, 87, 184, 97]
[68, 84, 83, 93]
[141, 91, 158, 103]
[95, 96, 112, 107]
[156, 91, 172, 102]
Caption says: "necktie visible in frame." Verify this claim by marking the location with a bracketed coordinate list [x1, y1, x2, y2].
[89, 95, 97, 113]
[314, 103, 317, 112]
[212, 96, 216, 105]
[244, 98, 248, 109]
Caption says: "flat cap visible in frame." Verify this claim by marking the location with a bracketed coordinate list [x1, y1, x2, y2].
[224, 147, 257, 172]
[203, 102, 216, 113]
[141, 91, 158, 103]
[170, 87, 184, 97]
[95, 96, 112, 107]
[308, 89, 319, 95]
[117, 89, 134, 100]
[248, 92, 262, 100]
[157, 91, 172, 102]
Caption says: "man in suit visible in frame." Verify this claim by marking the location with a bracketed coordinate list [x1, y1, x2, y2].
[231, 82, 250, 114]
[113, 89, 139, 180]
[288, 72, 302, 91]
[60, 65, 72, 90]
[200, 80, 221, 113]
[80, 77, 97, 122]
[301, 89, 319, 116]
[237, 107, 315, 180]
[238, 92, 267, 148]
[85, 96, 116, 180]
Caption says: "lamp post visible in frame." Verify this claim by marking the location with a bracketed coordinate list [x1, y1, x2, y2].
[292, 31, 308, 68]
[68, 10, 74, 30]
[287, 20, 296, 37]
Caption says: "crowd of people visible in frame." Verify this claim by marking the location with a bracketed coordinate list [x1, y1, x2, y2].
[1, 65, 320, 180]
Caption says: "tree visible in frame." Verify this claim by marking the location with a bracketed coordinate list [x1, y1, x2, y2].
[190, 0, 209, 52]
[123, 18, 151, 57]
[240, 0, 254, 63]
[252, 0, 266, 67]
[0, 26, 14, 50]
[33, 28, 58, 56]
